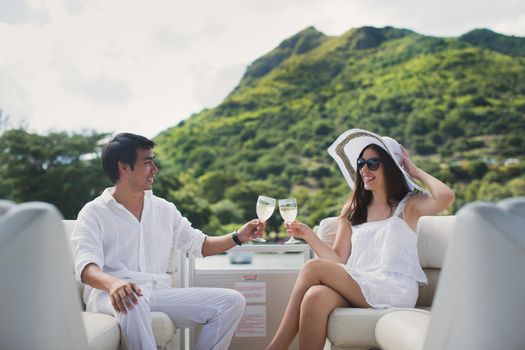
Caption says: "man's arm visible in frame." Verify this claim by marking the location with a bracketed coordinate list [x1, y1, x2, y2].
[201, 219, 265, 257]
[81, 263, 143, 314]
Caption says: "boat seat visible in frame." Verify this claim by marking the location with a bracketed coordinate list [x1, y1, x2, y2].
[0, 202, 89, 350]
[317, 197, 525, 350]
[63, 220, 183, 350]
[314, 215, 455, 350]
[82, 312, 120, 350]
[374, 197, 525, 350]
[422, 197, 525, 350]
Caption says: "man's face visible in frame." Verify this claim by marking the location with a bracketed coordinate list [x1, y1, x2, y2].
[128, 148, 158, 191]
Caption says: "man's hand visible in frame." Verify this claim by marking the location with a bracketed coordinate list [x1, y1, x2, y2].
[238, 219, 266, 243]
[81, 263, 143, 314]
[109, 279, 143, 314]
[201, 219, 267, 256]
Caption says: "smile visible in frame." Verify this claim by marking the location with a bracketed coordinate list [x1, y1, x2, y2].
[362, 175, 375, 183]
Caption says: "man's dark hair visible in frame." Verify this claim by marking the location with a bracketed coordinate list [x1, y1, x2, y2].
[101, 133, 156, 184]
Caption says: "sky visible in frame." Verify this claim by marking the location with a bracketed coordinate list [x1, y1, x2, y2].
[0, 0, 524, 138]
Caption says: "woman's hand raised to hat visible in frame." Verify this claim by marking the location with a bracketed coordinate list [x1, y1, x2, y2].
[397, 145, 421, 180]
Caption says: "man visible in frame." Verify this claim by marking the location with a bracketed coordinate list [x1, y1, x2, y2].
[71, 133, 264, 350]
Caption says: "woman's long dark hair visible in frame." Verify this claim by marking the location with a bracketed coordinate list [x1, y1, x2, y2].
[346, 144, 410, 225]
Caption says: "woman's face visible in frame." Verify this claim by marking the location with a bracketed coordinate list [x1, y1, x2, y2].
[359, 147, 385, 191]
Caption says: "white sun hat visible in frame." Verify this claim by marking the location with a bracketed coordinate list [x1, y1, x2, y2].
[327, 128, 424, 192]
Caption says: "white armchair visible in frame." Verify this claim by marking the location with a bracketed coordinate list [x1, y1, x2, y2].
[62, 220, 184, 350]
[422, 197, 525, 350]
[318, 196, 525, 350]
[314, 215, 455, 350]
[0, 202, 89, 350]
[0, 199, 14, 215]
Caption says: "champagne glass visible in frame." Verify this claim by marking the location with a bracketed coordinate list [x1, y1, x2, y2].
[279, 198, 300, 244]
[255, 195, 275, 242]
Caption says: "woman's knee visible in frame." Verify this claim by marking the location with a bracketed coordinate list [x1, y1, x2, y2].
[300, 285, 330, 315]
[302, 258, 325, 275]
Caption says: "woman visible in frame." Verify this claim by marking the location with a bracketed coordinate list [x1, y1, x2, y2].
[266, 129, 454, 350]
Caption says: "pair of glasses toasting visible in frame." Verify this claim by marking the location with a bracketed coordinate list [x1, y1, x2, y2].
[255, 196, 299, 244]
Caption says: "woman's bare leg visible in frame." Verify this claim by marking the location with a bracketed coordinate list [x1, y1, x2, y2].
[299, 285, 349, 350]
[266, 259, 369, 350]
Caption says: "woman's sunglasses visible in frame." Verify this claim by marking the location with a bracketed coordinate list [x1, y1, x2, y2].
[356, 157, 381, 171]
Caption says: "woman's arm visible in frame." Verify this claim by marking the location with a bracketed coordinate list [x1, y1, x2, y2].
[399, 145, 455, 228]
[286, 204, 352, 263]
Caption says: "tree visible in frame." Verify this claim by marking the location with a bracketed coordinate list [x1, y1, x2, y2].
[477, 182, 513, 201]
[211, 199, 243, 225]
[0, 109, 9, 133]
[199, 171, 239, 203]
[0, 129, 110, 219]
[166, 187, 212, 231]
[508, 177, 525, 197]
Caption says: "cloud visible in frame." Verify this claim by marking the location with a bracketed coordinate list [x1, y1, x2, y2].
[0, 0, 50, 25]
[63, 0, 85, 16]
[60, 68, 132, 105]
[190, 63, 246, 108]
[149, 25, 193, 52]
[0, 0, 523, 138]
[0, 65, 34, 123]
[491, 13, 525, 36]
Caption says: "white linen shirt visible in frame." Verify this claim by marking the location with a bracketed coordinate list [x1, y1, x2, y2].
[71, 187, 207, 306]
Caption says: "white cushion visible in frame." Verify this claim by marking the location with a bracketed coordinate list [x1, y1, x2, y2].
[0, 199, 14, 216]
[82, 312, 120, 350]
[0, 204, 89, 350]
[82, 311, 176, 350]
[423, 198, 525, 350]
[327, 308, 391, 347]
[316, 217, 338, 247]
[416, 216, 455, 268]
[375, 309, 429, 350]
[151, 312, 177, 347]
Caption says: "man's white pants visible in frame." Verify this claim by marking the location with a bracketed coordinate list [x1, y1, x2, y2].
[89, 287, 246, 350]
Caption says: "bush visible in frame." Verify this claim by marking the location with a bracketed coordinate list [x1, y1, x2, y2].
[211, 199, 244, 225]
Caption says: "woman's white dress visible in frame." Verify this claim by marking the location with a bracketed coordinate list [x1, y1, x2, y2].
[343, 193, 428, 308]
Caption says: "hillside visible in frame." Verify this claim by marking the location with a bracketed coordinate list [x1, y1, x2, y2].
[153, 26, 525, 236]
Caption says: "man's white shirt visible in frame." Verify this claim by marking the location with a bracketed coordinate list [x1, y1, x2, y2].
[71, 187, 206, 307]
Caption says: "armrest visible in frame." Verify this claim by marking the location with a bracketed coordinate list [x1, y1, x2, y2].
[327, 307, 391, 348]
[316, 217, 338, 247]
[375, 309, 429, 350]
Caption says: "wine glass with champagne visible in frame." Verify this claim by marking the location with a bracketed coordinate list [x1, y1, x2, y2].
[255, 195, 276, 243]
[279, 198, 300, 244]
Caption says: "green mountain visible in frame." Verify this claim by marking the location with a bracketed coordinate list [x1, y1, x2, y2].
[460, 28, 525, 57]
[153, 26, 525, 236]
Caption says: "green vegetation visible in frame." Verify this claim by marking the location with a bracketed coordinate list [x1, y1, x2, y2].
[154, 26, 525, 235]
[1, 26, 524, 236]
[0, 129, 110, 219]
